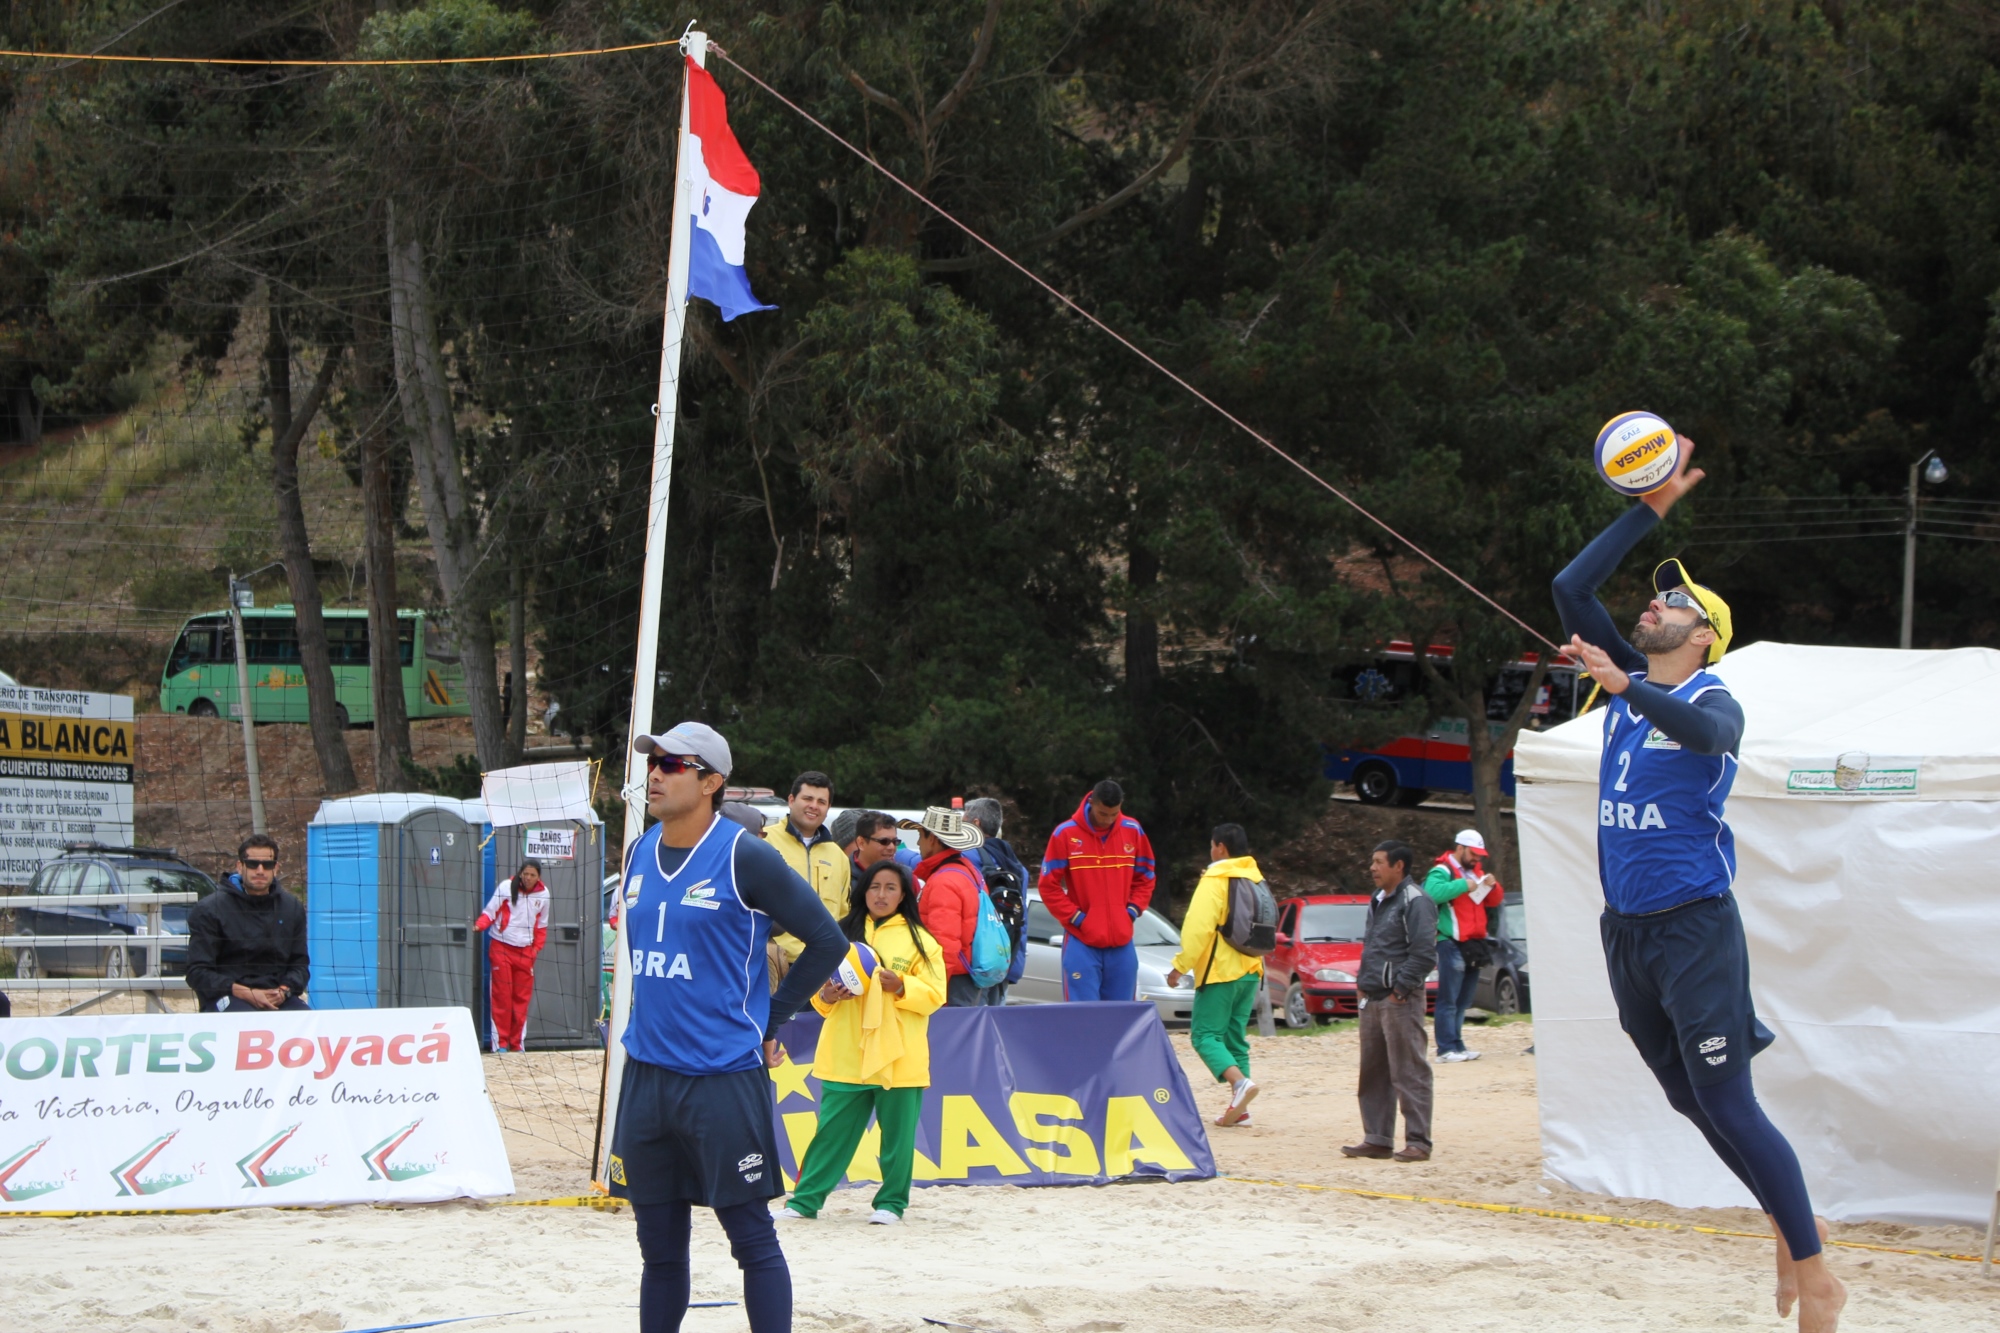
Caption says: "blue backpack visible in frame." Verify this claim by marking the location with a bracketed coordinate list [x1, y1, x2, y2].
[966, 882, 1013, 988]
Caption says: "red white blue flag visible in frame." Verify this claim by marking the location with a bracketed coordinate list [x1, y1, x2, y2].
[684, 58, 776, 321]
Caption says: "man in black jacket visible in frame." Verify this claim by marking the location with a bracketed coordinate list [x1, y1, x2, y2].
[186, 834, 310, 1012]
[1344, 840, 1439, 1162]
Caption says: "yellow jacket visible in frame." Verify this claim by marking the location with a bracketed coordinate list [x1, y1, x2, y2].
[810, 913, 947, 1088]
[1172, 856, 1266, 985]
[766, 817, 854, 960]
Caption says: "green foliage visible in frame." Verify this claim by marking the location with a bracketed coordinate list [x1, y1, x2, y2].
[399, 753, 485, 800]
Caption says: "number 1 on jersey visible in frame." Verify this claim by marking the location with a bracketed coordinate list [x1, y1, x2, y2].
[657, 900, 668, 943]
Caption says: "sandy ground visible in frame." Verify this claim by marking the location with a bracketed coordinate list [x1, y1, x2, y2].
[5, 1019, 1995, 1332]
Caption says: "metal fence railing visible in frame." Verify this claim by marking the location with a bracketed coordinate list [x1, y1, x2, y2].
[0, 892, 199, 1014]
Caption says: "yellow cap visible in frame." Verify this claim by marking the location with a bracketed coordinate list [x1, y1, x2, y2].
[1652, 558, 1732, 665]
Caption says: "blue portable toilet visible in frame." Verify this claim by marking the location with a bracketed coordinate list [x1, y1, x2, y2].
[306, 793, 494, 1011]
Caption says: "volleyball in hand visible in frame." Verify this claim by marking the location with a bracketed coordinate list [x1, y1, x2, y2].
[835, 942, 879, 994]
[1593, 412, 1681, 497]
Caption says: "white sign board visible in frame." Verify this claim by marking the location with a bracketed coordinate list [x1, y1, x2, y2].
[524, 826, 576, 861]
[0, 686, 134, 886]
[0, 1008, 513, 1211]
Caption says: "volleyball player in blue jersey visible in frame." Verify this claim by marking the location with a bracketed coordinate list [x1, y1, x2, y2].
[1555, 446, 1845, 1333]
[608, 721, 846, 1333]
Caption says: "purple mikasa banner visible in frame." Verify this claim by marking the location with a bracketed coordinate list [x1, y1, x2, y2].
[768, 1001, 1216, 1190]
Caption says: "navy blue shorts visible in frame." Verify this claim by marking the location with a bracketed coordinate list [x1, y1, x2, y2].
[1599, 892, 1774, 1088]
[608, 1058, 783, 1208]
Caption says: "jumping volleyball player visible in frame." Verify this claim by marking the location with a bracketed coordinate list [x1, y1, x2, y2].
[608, 721, 846, 1333]
[1554, 443, 1845, 1333]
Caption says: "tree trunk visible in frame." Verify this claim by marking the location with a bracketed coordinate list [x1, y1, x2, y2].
[14, 386, 40, 446]
[1126, 541, 1160, 709]
[1454, 654, 1550, 887]
[355, 294, 411, 789]
[385, 205, 508, 769]
[507, 533, 528, 764]
[266, 309, 359, 794]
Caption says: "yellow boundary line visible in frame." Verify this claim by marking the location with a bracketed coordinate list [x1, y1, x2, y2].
[1221, 1175, 1984, 1264]
[0, 39, 677, 68]
[5, 1180, 1981, 1265]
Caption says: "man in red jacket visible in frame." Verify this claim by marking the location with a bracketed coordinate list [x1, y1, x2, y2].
[1038, 780, 1157, 1002]
[905, 805, 1000, 1007]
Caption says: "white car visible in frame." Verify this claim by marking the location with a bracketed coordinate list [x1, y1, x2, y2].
[1006, 887, 1193, 1026]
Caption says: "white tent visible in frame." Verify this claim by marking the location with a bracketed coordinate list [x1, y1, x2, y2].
[1514, 641, 2000, 1224]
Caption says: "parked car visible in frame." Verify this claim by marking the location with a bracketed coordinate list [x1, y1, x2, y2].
[1470, 890, 1530, 1015]
[1262, 894, 1439, 1027]
[1006, 887, 1193, 1026]
[10, 845, 218, 979]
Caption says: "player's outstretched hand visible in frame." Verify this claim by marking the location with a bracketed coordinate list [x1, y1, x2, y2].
[1641, 438, 1706, 519]
[1568, 634, 1632, 695]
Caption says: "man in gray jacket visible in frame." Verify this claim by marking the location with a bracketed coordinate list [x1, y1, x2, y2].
[1344, 840, 1439, 1162]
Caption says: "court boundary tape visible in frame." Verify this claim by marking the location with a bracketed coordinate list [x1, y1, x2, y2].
[1220, 1174, 1984, 1264]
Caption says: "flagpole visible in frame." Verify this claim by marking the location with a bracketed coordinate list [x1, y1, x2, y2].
[595, 28, 705, 1188]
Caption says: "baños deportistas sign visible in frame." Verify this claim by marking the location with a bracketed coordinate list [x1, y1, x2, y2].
[0, 1008, 512, 1211]
[768, 1002, 1215, 1191]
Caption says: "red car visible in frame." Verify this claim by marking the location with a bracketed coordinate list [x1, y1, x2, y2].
[1263, 894, 1438, 1027]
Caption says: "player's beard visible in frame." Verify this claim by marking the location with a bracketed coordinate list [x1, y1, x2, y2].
[1630, 618, 1696, 655]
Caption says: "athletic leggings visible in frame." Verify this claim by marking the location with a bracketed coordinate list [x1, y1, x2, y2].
[634, 1199, 790, 1333]
[1650, 1061, 1821, 1260]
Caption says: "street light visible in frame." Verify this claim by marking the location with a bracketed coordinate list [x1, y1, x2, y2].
[227, 562, 285, 833]
[1901, 451, 1947, 650]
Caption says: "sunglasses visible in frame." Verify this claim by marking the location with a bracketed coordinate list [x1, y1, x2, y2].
[868, 835, 899, 849]
[647, 753, 711, 776]
[241, 859, 277, 870]
[1659, 589, 1710, 622]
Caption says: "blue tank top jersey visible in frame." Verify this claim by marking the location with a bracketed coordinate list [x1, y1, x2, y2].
[620, 816, 772, 1075]
[1597, 669, 1739, 915]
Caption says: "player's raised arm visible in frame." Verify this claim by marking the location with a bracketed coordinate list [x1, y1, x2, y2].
[1553, 439, 1707, 674]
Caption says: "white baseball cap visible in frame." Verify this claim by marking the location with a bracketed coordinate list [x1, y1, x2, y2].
[634, 721, 733, 776]
[1454, 829, 1486, 853]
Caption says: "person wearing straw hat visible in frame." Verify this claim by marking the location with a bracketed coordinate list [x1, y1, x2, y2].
[1555, 447, 1845, 1332]
[900, 805, 999, 1007]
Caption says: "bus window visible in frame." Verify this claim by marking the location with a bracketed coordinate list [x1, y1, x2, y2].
[168, 624, 221, 676]
[326, 617, 368, 665]
[243, 619, 300, 665]
[398, 619, 415, 666]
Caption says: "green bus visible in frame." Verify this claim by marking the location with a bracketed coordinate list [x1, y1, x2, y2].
[160, 607, 471, 727]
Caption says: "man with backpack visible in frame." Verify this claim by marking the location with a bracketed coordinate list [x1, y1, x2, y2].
[964, 797, 1031, 1000]
[1167, 823, 1277, 1128]
[904, 806, 1010, 1006]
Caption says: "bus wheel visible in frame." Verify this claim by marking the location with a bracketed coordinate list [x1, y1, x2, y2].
[188, 698, 218, 719]
[334, 704, 351, 730]
[1353, 763, 1399, 805]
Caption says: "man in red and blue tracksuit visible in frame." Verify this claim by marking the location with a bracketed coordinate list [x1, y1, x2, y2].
[1038, 779, 1156, 1001]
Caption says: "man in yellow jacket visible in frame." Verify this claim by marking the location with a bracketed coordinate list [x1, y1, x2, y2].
[765, 771, 852, 971]
[1167, 823, 1265, 1128]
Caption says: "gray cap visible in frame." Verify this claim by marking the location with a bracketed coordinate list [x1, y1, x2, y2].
[828, 808, 862, 848]
[634, 720, 732, 776]
[718, 801, 766, 836]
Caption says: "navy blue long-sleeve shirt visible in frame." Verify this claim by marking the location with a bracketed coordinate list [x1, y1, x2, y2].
[1551, 505, 1744, 756]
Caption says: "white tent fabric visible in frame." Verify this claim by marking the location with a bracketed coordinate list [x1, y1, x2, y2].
[1515, 641, 2000, 1224]
[479, 761, 600, 830]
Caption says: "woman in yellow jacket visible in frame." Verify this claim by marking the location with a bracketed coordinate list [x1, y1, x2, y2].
[784, 859, 945, 1224]
[1166, 824, 1266, 1128]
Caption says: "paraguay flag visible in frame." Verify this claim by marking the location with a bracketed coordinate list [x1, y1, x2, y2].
[685, 58, 776, 322]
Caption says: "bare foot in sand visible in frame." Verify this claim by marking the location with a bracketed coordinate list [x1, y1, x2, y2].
[1773, 1213, 1831, 1316]
[1793, 1256, 1846, 1333]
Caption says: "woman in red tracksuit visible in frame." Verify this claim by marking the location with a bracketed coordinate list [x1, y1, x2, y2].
[477, 860, 550, 1052]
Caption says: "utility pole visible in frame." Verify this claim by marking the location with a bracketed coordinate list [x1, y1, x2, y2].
[227, 566, 284, 833]
[1900, 451, 1946, 650]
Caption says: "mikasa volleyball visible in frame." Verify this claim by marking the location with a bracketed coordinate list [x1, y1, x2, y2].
[1594, 412, 1681, 496]
[835, 941, 879, 993]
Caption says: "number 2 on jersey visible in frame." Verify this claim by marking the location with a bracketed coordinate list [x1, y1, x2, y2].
[1615, 750, 1632, 792]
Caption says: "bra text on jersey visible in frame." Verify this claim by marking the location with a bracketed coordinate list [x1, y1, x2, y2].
[1600, 801, 1669, 830]
[633, 949, 695, 979]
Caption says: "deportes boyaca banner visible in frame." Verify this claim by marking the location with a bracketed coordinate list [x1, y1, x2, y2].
[0, 1008, 512, 1211]
[769, 1002, 1215, 1190]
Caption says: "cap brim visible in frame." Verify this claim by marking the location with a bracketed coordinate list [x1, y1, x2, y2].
[633, 735, 664, 755]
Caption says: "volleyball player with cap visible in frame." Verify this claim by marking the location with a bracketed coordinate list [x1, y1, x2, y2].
[1554, 444, 1845, 1333]
[608, 720, 846, 1333]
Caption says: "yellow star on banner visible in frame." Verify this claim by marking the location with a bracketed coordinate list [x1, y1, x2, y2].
[767, 1056, 816, 1106]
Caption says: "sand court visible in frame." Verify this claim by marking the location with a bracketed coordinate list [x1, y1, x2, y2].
[5, 1021, 1992, 1332]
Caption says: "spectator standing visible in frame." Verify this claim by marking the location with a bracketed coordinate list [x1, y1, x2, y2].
[1343, 840, 1438, 1163]
[1424, 830, 1503, 1062]
[185, 835, 310, 1013]
[1038, 779, 1156, 1002]
[1166, 824, 1266, 1128]
[903, 806, 1000, 1007]
[765, 772, 850, 956]
[784, 860, 946, 1224]
[963, 797, 1030, 998]
[611, 721, 845, 1333]
[477, 859, 550, 1052]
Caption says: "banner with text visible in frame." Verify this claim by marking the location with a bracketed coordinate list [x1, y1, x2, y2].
[769, 1002, 1215, 1190]
[0, 684, 134, 885]
[0, 1008, 513, 1211]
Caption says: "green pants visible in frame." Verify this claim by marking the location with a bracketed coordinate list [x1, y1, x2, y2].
[1191, 972, 1260, 1083]
[789, 1081, 924, 1218]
